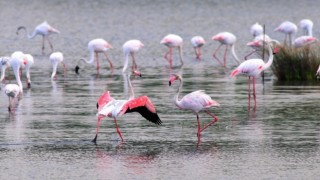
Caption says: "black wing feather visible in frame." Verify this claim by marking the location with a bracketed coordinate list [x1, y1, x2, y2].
[125, 106, 162, 125]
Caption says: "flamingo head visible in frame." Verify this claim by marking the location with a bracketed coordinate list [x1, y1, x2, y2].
[247, 40, 262, 47]
[169, 74, 181, 86]
[105, 43, 113, 50]
[133, 70, 142, 77]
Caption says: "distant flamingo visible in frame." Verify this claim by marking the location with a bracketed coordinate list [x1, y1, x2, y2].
[122, 40, 144, 75]
[245, 34, 280, 60]
[191, 36, 206, 60]
[160, 34, 184, 67]
[92, 74, 162, 144]
[250, 22, 263, 37]
[50, 52, 66, 80]
[4, 84, 21, 112]
[299, 19, 313, 36]
[75, 38, 113, 74]
[16, 21, 60, 54]
[212, 32, 240, 67]
[274, 21, 297, 46]
[169, 74, 220, 143]
[231, 40, 277, 109]
[293, 36, 317, 48]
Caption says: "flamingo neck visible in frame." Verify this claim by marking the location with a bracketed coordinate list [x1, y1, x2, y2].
[307, 27, 313, 37]
[127, 74, 134, 100]
[231, 44, 240, 64]
[174, 79, 183, 108]
[263, 43, 274, 70]
[122, 53, 129, 73]
[80, 50, 95, 64]
[13, 66, 23, 93]
[178, 46, 184, 65]
[51, 62, 58, 79]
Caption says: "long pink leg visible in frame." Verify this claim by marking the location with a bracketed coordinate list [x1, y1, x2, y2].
[42, 36, 45, 54]
[95, 53, 100, 74]
[92, 115, 106, 144]
[253, 77, 257, 111]
[223, 45, 229, 67]
[212, 44, 224, 66]
[131, 53, 138, 72]
[244, 50, 257, 60]
[47, 36, 54, 52]
[114, 118, 124, 142]
[200, 110, 219, 132]
[248, 77, 251, 111]
[103, 52, 114, 70]
[196, 113, 201, 142]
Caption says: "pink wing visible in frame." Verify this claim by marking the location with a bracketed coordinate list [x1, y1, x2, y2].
[119, 96, 162, 125]
[97, 91, 114, 111]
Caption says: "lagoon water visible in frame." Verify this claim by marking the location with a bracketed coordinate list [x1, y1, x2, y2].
[1, 0, 320, 179]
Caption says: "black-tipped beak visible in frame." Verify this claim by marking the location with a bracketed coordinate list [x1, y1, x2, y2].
[169, 81, 172, 86]
[75, 66, 80, 74]
[92, 134, 98, 145]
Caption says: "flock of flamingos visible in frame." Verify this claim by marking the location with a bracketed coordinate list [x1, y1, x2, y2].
[0, 18, 317, 144]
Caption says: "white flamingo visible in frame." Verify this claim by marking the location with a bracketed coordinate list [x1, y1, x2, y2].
[160, 34, 184, 67]
[50, 52, 66, 80]
[122, 40, 144, 75]
[191, 36, 206, 60]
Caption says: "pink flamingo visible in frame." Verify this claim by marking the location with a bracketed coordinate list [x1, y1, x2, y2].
[191, 36, 206, 60]
[169, 74, 220, 143]
[250, 22, 263, 37]
[274, 21, 297, 46]
[160, 34, 184, 67]
[50, 51, 66, 80]
[122, 39, 144, 75]
[212, 32, 240, 67]
[75, 38, 113, 74]
[231, 40, 277, 109]
[4, 84, 21, 112]
[92, 74, 162, 144]
[16, 21, 60, 54]
[299, 19, 313, 36]
[245, 34, 280, 60]
[293, 36, 317, 48]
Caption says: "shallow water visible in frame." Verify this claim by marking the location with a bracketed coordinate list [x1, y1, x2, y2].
[1, 0, 320, 179]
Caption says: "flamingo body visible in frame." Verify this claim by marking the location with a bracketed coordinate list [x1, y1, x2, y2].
[274, 21, 298, 45]
[250, 22, 263, 37]
[4, 84, 20, 112]
[122, 40, 144, 74]
[293, 36, 317, 48]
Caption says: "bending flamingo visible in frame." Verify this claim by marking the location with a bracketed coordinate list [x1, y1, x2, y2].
[231, 40, 277, 109]
[250, 22, 263, 37]
[245, 34, 280, 60]
[122, 40, 144, 75]
[299, 19, 313, 36]
[92, 74, 162, 144]
[274, 21, 297, 46]
[212, 32, 240, 67]
[4, 84, 21, 112]
[160, 34, 184, 67]
[50, 51, 66, 80]
[0, 56, 11, 81]
[169, 74, 220, 143]
[191, 36, 206, 60]
[16, 21, 60, 54]
[75, 38, 113, 74]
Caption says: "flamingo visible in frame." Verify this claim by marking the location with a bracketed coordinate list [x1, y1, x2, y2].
[122, 40, 144, 75]
[231, 40, 278, 109]
[250, 22, 263, 37]
[211, 32, 240, 67]
[16, 21, 60, 54]
[160, 34, 184, 67]
[92, 74, 162, 144]
[293, 36, 317, 48]
[191, 36, 206, 60]
[1, 52, 34, 89]
[245, 34, 280, 60]
[4, 84, 21, 112]
[50, 52, 66, 80]
[75, 38, 113, 74]
[168, 74, 220, 143]
[299, 19, 313, 36]
[0, 56, 11, 81]
[274, 21, 298, 46]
